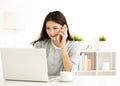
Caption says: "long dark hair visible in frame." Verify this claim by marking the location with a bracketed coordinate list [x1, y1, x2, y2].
[32, 10, 73, 45]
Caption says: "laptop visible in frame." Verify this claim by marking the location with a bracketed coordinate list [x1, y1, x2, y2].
[0, 48, 59, 82]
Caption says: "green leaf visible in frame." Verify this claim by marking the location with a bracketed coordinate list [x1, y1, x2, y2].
[99, 36, 106, 41]
[72, 35, 83, 42]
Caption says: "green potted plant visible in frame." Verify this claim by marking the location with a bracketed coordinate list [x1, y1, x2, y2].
[72, 35, 85, 51]
[72, 35, 83, 42]
[98, 35, 107, 51]
[99, 35, 106, 41]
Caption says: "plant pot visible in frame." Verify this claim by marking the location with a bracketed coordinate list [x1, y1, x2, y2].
[98, 41, 107, 51]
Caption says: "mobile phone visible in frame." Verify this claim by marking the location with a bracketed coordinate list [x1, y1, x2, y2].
[57, 34, 62, 42]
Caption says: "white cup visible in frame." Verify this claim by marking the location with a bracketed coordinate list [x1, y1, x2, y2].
[60, 71, 73, 82]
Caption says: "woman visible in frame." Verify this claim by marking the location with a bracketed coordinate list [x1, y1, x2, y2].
[32, 11, 80, 76]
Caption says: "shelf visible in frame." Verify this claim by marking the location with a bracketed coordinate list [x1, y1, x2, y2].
[97, 72, 116, 76]
[97, 70, 116, 72]
[77, 71, 96, 76]
[78, 52, 116, 76]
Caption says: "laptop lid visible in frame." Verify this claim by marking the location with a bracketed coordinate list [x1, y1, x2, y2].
[0, 48, 50, 82]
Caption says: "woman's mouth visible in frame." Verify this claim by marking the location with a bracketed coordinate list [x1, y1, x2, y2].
[50, 35, 57, 38]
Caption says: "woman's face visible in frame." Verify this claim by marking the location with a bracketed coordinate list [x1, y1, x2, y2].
[46, 21, 62, 41]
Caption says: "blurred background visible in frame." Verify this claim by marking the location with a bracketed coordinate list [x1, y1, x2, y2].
[0, 0, 120, 76]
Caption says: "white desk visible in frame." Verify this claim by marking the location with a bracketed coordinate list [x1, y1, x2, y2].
[0, 76, 120, 86]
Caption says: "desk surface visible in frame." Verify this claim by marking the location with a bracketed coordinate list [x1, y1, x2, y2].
[0, 76, 120, 86]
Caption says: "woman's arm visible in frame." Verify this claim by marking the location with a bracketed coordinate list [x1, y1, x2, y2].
[61, 45, 72, 71]
[57, 25, 72, 71]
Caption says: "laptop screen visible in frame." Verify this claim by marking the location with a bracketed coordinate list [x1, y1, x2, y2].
[0, 48, 51, 82]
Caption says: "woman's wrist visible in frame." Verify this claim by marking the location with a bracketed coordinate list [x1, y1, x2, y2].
[61, 45, 66, 49]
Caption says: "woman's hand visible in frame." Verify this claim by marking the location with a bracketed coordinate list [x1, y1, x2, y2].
[57, 25, 68, 48]
[57, 25, 72, 71]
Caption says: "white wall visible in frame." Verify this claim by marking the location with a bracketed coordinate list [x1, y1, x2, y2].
[0, 0, 120, 76]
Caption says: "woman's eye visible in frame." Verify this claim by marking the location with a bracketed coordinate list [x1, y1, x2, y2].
[46, 28, 50, 30]
[54, 28, 58, 29]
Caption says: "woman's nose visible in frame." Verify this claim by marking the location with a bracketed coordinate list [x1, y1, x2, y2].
[49, 30, 54, 34]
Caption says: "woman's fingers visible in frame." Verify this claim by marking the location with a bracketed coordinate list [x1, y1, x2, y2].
[60, 26, 67, 35]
